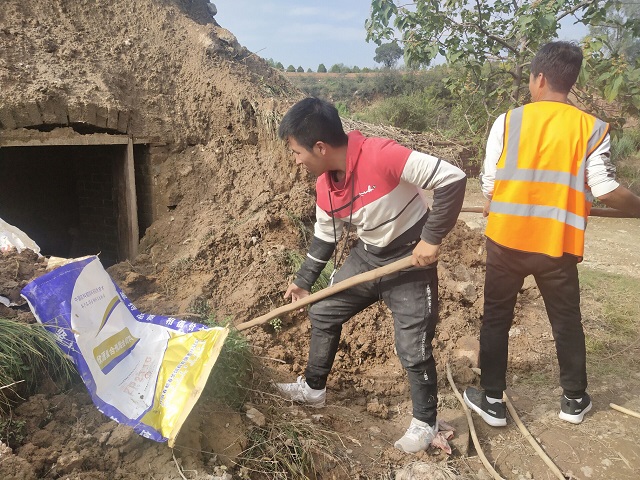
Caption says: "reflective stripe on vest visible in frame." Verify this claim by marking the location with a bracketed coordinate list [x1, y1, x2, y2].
[485, 102, 609, 257]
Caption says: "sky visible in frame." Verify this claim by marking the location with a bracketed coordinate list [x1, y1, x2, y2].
[215, 0, 381, 70]
[215, 1, 588, 71]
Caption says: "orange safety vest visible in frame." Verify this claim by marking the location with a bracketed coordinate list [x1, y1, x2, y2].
[485, 101, 609, 257]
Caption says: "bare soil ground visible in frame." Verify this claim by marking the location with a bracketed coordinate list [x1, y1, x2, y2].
[2, 184, 639, 480]
[1, 1, 639, 479]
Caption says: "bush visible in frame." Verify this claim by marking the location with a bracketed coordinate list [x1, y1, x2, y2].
[355, 92, 447, 133]
[0, 318, 76, 410]
[611, 126, 640, 194]
[611, 127, 640, 163]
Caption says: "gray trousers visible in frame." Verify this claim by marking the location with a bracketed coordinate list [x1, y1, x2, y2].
[304, 244, 439, 426]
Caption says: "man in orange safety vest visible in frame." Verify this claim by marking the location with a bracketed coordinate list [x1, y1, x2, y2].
[464, 41, 640, 427]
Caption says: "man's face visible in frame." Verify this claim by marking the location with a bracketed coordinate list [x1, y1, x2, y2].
[288, 136, 325, 177]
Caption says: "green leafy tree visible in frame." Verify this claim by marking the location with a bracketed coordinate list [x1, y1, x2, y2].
[296, 66, 304, 72]
[374, 41, 403, 68]
[366, 0, 639, 124]
[307, 68, 313, 73]
[275, 61, 284, 71]
[317, 63, 327, 73]
[286, 65, 296, 72]
[588, 2, 640, 63]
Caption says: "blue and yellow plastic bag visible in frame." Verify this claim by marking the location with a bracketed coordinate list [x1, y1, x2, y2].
[21, 256, 228, 447]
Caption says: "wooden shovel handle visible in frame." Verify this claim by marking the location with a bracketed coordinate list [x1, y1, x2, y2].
[235, 255, 414, 332]
[460, 206, 632, 218]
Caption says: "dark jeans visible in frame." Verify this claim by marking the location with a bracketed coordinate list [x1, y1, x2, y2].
[480, 239, 587, 398]
[304, 245, 439, 426]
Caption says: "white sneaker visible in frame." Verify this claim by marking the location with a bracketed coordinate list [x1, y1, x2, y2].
[274, 376, 326, 408]
[394, 418, 437, 453]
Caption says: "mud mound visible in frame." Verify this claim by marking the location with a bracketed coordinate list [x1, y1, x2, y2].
[0, 0, 298, 144]
[0, 249, 47, 322]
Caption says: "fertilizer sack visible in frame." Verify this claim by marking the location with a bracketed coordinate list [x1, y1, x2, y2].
[21, 256, 228, 447]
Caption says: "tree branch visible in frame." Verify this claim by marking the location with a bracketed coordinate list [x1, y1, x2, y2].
[474, 0, 519, 54]
[556, 1, 593, 22]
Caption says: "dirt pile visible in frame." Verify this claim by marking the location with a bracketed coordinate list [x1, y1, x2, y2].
[0, 249, 47, 321]
[0, 0, 298, 144]
[0, 0, 476, 328]
[0, 219, 496, 480]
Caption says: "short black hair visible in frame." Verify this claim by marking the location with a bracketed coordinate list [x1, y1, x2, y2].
[530, 41, 583, 93]
[278, 97, 349, 150]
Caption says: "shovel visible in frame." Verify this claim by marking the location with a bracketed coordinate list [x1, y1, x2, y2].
[235, 255, 414, 331]
[460, 206, 632, 218]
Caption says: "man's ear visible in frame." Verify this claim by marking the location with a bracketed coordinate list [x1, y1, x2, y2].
[314, 141, 328, 155]
[537, 73, 547, 89]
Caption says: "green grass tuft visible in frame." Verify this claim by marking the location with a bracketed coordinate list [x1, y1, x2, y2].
[202, 317, 253, 409]
[579, 268, 640, 375]
[239, 416, 345, 479]
[0, 318, 76, 410]
[285, 251, 335, 293]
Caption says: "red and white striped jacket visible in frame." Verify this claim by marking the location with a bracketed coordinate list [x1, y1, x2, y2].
[294, 131, 466, 291]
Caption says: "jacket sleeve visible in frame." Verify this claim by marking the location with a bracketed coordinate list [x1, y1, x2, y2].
[586, 133, 619, 197]
[421, 176, 466, 245]
[293, 235, 335, 291]
[401, 151, 467, 245]
[293, 205, 341, 291]
[481, 114, 506, 199]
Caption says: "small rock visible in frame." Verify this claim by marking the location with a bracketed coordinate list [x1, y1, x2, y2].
[508, 326, 522, 338]
[456, 281, 477, 303]
[245, 407, 266, 427]
[454, 335, 479, 367]
[56, 451, 84, 474]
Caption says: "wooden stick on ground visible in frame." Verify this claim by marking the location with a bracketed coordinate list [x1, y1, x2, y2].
[503, 394, 566, 480]
[445, 363, 505, 480]
[470, 368, 567, 479]
[610, 403, 640, 419]
[172, 452, 188, 480]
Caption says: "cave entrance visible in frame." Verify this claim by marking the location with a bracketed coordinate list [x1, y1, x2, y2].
[0, 135, 149, 267]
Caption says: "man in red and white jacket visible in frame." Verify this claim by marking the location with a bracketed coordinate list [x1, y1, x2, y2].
[275, 97, 466, 453]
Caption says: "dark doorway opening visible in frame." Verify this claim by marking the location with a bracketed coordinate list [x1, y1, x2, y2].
[0, 141, 147, 267]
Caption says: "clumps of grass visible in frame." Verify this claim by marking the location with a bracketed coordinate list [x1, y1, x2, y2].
[0, 318, 76, 410]
[0, 415, 26, 449]
[285, 251, 334, 293]
[238, 414, 346, 479]
[202, 316, 253, 409]
[579, 268, 640, 375]
[285, 212, 312, 247]
[611, 127, 640, 163]
[200, 317, 346, 478]
[187, 296, 213, 321]
[611, 127, 640, 195]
